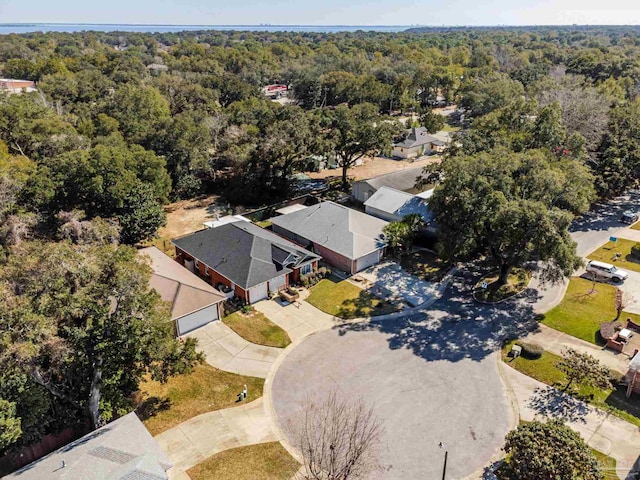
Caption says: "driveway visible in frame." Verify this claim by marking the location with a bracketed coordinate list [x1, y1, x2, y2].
[356, 261, 439, 307]
[185, 322, 281, 378]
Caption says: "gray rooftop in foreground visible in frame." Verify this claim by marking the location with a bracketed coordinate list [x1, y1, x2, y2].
[6, 412, 171, 480]
[364, 186, 434, 223]
[172, 222, 320, 289]
[271, 201, 387, 259]
[358, 166, 426, 193]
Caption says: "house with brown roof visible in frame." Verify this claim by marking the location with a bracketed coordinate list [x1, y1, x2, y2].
[140, 246, 226, 336]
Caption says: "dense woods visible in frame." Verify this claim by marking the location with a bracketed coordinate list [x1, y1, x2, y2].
[3, 24, 640, 452]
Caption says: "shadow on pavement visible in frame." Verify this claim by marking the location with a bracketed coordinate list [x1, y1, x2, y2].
[336, 267, 544, 364]
[571, 190, 640, 233]
[527, 386, 590, 423]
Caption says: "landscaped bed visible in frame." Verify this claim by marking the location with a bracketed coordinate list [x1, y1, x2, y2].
[187, 441, 300, 480]
[399, 249, 450, 282]
[587, 238, 640, 273]
[138, 364, 264, 436]
[541, 277, 640, 344]
[306, 276, 400, 319]
[501, 341, 640, 428]
[473, 268, 531, 303]
[223, 309, 291, 348]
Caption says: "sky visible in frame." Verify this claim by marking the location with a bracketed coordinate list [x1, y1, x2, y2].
[1, 0, 640, 26]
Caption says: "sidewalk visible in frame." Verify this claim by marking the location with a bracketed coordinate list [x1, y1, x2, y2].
[522, 324, 630, 374]
[156, 397, 279, 479]
[184, 322, 282, 378]
[501, 363, 640, 479]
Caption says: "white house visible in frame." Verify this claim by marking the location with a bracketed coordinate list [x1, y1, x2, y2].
[392, 127, 445, 159]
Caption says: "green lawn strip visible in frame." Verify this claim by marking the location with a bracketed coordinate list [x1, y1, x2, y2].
[399, 249, 450, 282]
[187, 441, 300, 480]
[306, 277, 399, 319]
[473, 268, 531, 303]
[501, 341, 640, 428]
[630, 221, 640, 231]
[256, 220, 272, 228]
[138, 364, 265, 436]
[441, 124, 461, 133]
[541, 277, 640, 344]
[223, 310, 291, 348]
[591, 448, 619, 480]
[588, 238, 640, 273]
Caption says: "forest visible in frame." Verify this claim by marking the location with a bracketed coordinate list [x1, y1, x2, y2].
[2, 24, 640, 454]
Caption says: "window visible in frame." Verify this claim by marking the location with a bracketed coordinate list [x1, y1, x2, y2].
[301, 263, 313, 275]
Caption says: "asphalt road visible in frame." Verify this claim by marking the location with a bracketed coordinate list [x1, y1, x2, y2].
[271, 191, 640, 479]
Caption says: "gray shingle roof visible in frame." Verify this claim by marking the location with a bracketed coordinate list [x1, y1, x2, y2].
[172, 222, 320, 289]
[364, 187, 435, 223]
[393, 127, 440, 149]
[359, 166, 425, 193]
[271, 201, 387, 259]
[5, 413, 171, 480]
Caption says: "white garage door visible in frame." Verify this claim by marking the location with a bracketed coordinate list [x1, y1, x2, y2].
[176, 304, 220, 336]
[356, 249, 382, 273]
[269, 274, 287, 293]
[249, 282, 268, 303]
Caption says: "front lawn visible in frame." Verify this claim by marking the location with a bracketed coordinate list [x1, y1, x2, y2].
[501, 341, 640, 428]
[137, 364, 264, 436]
[223, 309, 291, 348]
[399, 249, 450, 282]
[474, 268, 531, 303]
[187, 442, 300, 480]
[592, 448, 619, 480]
[587, 238, 640, 273]
[541, 277, 640, 344]
[306, 277, 400, 319]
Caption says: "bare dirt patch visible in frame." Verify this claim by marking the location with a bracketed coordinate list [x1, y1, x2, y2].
[158, 194, 227, 239]
[306, 156, 439, 181]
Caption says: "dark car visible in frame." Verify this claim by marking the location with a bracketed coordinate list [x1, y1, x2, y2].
[621, 211, 639, 224]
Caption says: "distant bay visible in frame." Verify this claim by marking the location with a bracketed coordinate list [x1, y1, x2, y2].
[0, 23, 413, 34]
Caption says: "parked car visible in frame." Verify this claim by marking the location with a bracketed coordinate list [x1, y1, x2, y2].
[586, 260, 629, 283]
[621, 210, 639, 224]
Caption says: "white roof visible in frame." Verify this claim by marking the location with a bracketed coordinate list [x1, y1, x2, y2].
[416, 188, 435, 199]
[276, 204, 308, 215]
[629, 353, 640, 373]
[203, 214, 249, 229]
[364, 187, 432, 221]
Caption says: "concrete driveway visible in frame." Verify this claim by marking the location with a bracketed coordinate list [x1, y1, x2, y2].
[357, 261, 439, 307]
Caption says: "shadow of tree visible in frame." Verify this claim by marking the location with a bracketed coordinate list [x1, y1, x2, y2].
[135, 396, 172, 421]
[527, 386, 591, 423]
[335, 266, 544, 364]
[570, 190, 640, 233]
[336, 289, 400, 319]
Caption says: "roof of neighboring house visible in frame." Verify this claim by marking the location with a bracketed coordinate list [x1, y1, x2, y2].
[393, 127, 440, 149]
[271, 201, 387, 260]
[172, 222, 320, 289]
[364, 187, 434, 223]
[629, 352, 640, 373]
[416, 188, 435, 200]
[202, 214, 250, 229]
[6, 412, 171, 480]
[357, 166, 425, 193]
[139, 246, 226, 319]
[275, 204, 308, 215]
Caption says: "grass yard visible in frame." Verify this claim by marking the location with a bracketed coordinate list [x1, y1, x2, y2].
[441, 124, 461, 133]
[306, 277, 400, 319]
[187, 442, 300, 480]
[256, 220, 272, 228]
[592, 448, 619, 480]
[588, 238, 640, 273]
[474, 268, 531, 303]
[501, 341, 640, 428]
[541, 277, 640, 344]
[223, 309, 291, 348]
[630, 221, 640, 231]
[137, 364, 264, 436]
[399, 249, 450, 282]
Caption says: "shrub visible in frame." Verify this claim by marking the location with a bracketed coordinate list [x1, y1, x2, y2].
[241, 305, 253, 314]
[516, 342, 544, 359]
[632, 243, 640, 259]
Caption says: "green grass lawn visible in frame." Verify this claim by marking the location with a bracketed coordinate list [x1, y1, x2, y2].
[588, 238, 640, 273]
[223, 309, 291, 348]
[187, 442, 300, 480]
[630, 221, 640, 231]
[592, 448, 619, 480]
[501, 341, 640, 428]
[306, 277, 400, 319]
[256, 220, 272, 229]
[399, 249, 450, 282]
[541, 277, 640, 344]
[137, 364, 264, 436]
[441, 123, 461, 133]
[474, 268, 530, 303]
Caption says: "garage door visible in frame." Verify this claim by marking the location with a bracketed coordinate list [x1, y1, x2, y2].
[356, 249, 382, 273]
[176, 304, 219, 336]
[269, 274, 287, 293]
[249, 282, 268, 303]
